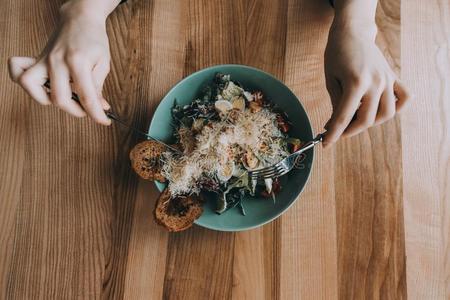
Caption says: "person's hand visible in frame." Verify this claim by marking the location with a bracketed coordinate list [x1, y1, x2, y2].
[323, 19, 411, 146]
[8, 0, 118, 125]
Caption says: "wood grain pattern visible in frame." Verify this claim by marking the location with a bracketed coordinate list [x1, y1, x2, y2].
[161, 2, 240, 299]
[121, 1, 185, 299]
[402, 1, 450, 299]
[0, 0, 27, 298]
[1, 0, 446, 299]
[230, 1, 286, 300]
[335, 1, 407, 299]
[2, 0, 114, 299]
[280, 1, 339, 298]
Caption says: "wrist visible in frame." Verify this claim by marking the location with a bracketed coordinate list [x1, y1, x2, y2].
[333, 0, 377, 32]
[60, 0, 120, 22]
[331, 14, 377, 41]
[333, 0, 377, 20]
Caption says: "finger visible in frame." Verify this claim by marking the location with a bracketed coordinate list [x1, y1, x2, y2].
[325, 76, 342, 107]
[67, 57, 111, 125]
[323, 84, 365, 146]
[343, 88, 381, 137]
[92, 57, 110, 91]
[375, 87, 396, 126]
[48, 55, 86, 118]
[394, 80, 411, 112]
[17, 62, 51, 105]
[92, 58, 111, 110]
[8, 56, 36, 82]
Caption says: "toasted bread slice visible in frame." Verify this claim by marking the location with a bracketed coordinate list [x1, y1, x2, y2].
[130, 140, 166, 182]
[154, 188, 203, 232]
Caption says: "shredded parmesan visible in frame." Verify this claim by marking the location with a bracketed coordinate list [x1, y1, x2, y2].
[162, 106, 289, 196]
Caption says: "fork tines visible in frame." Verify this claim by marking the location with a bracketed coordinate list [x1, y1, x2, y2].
[249, 164, 291, 180]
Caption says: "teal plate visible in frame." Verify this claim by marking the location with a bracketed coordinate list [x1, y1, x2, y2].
[149, 64, 314, 232]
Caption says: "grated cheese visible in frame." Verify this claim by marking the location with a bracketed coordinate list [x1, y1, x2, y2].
[162, 105, 289, 196]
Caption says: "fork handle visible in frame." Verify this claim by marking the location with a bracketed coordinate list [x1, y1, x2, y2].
[294, 132, 325, 155]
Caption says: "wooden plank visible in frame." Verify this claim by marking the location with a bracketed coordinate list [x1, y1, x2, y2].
[122, 0, 186, 299]
[0, 0, 29, 297]
[335, 0, 406, 299]
[280, 1, 339, 299]
[161, 1, 244, 299]
[100, 0, 178, 298]
[123, 183, 168, 300]
[282, 0, 407, 298]
[1, 0, 117, 297]
[230, 1, 287, 300]
[402, 0, 450, 298]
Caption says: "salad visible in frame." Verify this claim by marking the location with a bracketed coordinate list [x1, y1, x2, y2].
[159, 73, 302, 215]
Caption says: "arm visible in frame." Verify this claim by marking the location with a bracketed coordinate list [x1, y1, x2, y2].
[323, 0, 410, 146]
[8, 0, 122, 125]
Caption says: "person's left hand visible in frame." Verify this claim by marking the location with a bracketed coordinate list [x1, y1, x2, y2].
[323, 20, 411, 147]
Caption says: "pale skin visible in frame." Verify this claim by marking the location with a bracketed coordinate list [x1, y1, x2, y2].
[8, 0, 410, 146]
[8, 0, 120, 125]
[323, 0, 410, 146]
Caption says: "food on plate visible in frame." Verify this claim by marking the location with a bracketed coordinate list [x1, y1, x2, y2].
[129, 140, 166, 182]
[130, 73, 302, 231]
[154, 188, 203, 232]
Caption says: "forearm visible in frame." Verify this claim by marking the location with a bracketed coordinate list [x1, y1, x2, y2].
[60, 0, 122, 21]
[330, 0, 378, 39]
[333, 0, 378, 24]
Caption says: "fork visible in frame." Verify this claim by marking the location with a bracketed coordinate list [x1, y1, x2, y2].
[248, 133, 325, 180]
[43, 80, 181, 153]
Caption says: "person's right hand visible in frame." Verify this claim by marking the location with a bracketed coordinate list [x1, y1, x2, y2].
[8, 0, 117, 125]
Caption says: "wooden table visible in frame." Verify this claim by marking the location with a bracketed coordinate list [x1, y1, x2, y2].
[0, 0, 448, 299]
